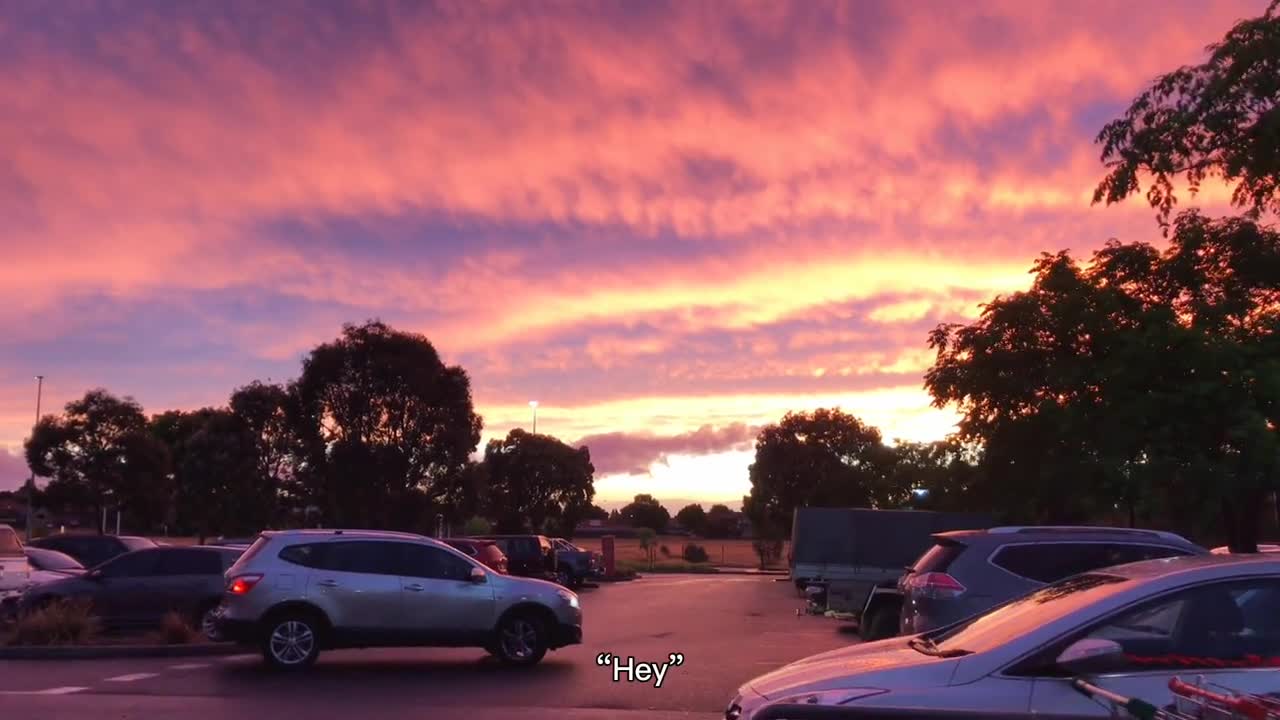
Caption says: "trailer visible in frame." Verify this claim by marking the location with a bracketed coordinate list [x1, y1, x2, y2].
[789, 507, 990, 640]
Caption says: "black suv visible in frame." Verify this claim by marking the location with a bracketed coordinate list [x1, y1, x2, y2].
[468, 535, 557, 581]
[896, 526, 1207, 637]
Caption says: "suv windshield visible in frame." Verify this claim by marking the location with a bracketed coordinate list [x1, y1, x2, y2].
[931, 573, 1129, 655]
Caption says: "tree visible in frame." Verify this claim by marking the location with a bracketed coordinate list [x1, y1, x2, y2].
[483, 429, 595, 536]
[636, 527, 657, 570]
[674, 503, 707, 535]
[619, 493, 670, 532]
[704, 503, 740, 538]
[584, 504, 610, 521]
[25, 390, 172, 533]
[745, 409, 896, 535]
[289, 321, 482, 530]
[1094, 1, 1280, 229]
[177, 410, 273, 542]
[926, 213, 1280, 550]
[229, 381, 293, 520]
[889, 441, 987, 513]
[463, 516, 492, 535]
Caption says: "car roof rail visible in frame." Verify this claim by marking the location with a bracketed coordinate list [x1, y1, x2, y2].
[986, 526, 1190, 542]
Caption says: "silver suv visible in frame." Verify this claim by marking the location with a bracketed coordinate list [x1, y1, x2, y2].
[215, 530, 582, 669]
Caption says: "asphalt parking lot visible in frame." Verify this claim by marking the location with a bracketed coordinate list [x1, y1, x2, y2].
[0, 575, 854, 720]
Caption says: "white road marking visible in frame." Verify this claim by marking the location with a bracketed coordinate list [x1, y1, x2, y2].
[104, 672, 158, 683]
[221, 654, 257, 663]
[0, 686, 90, 695]
[169, 663, 211, 671]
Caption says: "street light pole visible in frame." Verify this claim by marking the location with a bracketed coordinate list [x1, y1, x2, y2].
[25, 375, 43, 541]
[529, 400, 538, 434]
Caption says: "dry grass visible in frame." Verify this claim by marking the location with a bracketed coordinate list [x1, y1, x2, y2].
[573, 536, 788, 569]
[153, 611, 199, 645]
[7, 598, 100, 646]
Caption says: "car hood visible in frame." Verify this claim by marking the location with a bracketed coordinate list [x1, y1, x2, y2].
[744, 637, 961, 700]
[497, 573, 564, 595]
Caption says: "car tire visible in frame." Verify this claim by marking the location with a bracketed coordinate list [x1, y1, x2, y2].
[196, 602, 223, 642]
[261, 613, 322, 669]
[555, 568, 572, 588]
[860, 607, 897, 642]
[494, 612, 548, 666]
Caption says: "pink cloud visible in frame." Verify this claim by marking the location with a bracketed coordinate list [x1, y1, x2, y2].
[574, 424, 761, 476]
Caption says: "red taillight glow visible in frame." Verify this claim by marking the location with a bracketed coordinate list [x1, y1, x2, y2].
[228, 574, 263, 595]
[906, 572, 966, 598]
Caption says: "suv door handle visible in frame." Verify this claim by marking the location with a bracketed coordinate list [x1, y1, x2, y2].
[404, 583, 425, 592]
[315, 579, 339, 588]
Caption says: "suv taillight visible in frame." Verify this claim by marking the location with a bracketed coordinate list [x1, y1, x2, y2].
[905, 572, 966, 598]
[227, 573, 263, 595]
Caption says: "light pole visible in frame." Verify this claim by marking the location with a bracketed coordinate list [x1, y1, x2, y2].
[529, 400, 538, 434]
[25, 375, 43, 541]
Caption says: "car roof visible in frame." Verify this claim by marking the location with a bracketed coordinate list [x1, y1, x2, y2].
[261, 529, 430, 541]
[1104, 552, 1280, 580]
[935, 525, 1197, 547]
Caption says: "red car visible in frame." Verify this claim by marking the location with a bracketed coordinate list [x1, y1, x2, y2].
[442, 538, 509, 574]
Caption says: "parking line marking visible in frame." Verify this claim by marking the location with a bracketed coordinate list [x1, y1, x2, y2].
[0, 687, 90, 695]
[169, 663, 210, 670]
[104, 673, 158, 683]
[221, 654, 257, 663]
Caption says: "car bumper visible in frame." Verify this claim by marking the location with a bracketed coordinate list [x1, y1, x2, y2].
[550, 622, 582, 648]
[216, 616, 260, 645]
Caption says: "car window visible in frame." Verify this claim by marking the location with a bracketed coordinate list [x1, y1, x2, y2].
[934, 573, 1130, 655]
[315, 541, 400, 575]
[279, 543, 326, 568]
[78, 538, 120, 568]
[121, 537, 158, 552]
[398, 544, 474, 581]
[98, 549, 161, 578]
[1102, 544, 1188, 566]
[1079, 580, 1280, 671]
[156, 549, 223, 575]
[991, 543, 1116, 583]
[0, 527, 22, 554]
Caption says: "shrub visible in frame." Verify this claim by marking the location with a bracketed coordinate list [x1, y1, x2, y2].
[753, 537, 785, 568]
[158, 611, 198, 645]
[682, 543, 710, 563]
[463, 516, 492, 535]
[659, 544, 671, 557]
[9, 598, 99, 646]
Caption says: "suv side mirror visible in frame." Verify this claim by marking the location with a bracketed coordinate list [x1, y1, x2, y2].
[1055, 638, 1124, 675]
[469, 567, 487, 584]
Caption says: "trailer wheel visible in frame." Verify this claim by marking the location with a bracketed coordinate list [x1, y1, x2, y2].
[859, 606, 898, 642]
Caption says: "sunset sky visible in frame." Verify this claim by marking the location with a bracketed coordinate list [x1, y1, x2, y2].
[0, 0, 1262, 508]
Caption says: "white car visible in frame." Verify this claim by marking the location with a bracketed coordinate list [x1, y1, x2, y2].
[728, 554, 1280, 719]
[0, 524, 33, 602]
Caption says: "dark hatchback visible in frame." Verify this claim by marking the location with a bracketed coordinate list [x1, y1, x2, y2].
[28, 533, 157, 568]
[19, 545, 243, 637]
[468, 535, 557, 580]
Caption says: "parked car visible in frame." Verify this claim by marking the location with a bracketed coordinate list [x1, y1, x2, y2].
[215, 529, 582, 669]
[25, 546, 85, 581]
[897, 525, 1206, 638]
[443, 538, 509, 574]
[28, 533, 157, 568]
[550, 538, 600, 588]
[729, 554, 1280, 719]
[468, 535, 558, 581]
[1212, 544, 1280, 554]
[19, 545, 242, 638]
[0, 524, 32, 607]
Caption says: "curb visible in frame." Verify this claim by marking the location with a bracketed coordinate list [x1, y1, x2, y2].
[0, 642, 247, 660]
[710, 567, 789, 576]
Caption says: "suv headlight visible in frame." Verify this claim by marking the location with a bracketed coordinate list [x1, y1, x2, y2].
[556, 589, 579, 608]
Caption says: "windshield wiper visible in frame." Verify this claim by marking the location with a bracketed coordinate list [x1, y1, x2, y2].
[908, 636, 971, 658]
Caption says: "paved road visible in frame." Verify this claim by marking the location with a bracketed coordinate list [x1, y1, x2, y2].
[0, 575, 855, 719]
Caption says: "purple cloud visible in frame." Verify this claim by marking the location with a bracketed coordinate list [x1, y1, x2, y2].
[575, 423, 760, 476]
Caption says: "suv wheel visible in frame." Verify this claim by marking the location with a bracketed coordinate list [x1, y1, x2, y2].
[495, 613, 547, 666]
[263, 615, 321, 669]
[555, 568, 572, 587]
[197, 603, 222, 642]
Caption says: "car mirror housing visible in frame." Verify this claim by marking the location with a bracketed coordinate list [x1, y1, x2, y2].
[469, 567, 487, 583]
[1055, 638, 1125, 675]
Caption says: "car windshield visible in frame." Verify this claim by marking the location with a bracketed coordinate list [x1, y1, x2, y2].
[121, 537, 158, 551]
[28, 548, 83, 571]
[930, 573, 1130, 655]
[0, 527, 21, 555]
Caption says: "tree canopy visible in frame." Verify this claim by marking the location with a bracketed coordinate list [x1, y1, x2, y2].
[1094, 0, 1280, 229]
[482, 429, 595, 536]
[619, 493, 671, 532]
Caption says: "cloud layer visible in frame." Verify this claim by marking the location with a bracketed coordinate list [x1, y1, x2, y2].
[0, 0, 1266, 502]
